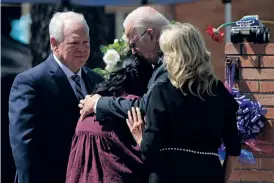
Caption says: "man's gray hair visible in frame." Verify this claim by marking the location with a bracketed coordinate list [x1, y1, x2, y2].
[123, 6, 169, 35]
[49, 11, 89, 43]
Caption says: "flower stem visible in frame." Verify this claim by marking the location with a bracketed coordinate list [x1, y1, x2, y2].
[217, 20, 274, 31]
[217, 22, 236, 31]
[261, 20, 274, 24]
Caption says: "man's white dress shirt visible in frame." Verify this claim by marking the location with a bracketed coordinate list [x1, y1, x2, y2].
[53, 54, 88, 98]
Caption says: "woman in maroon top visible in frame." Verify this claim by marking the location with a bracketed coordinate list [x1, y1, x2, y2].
[66, 55, 153, 183]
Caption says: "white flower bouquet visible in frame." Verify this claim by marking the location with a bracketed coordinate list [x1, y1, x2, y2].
[93, 34, 130, 78]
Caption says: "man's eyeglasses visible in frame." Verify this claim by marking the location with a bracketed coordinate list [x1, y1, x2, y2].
[129, 30, 148, 49]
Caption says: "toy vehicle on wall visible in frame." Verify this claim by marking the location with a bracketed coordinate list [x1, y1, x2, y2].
[230, 15, 270, 44]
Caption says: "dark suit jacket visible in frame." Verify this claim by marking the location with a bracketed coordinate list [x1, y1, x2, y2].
[9, 54, 104, 183]
[141, 80, 241, 183]
[96, 58, 168, 121]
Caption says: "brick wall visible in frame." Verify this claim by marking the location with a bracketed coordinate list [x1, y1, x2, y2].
[175, 0, 274, 81]
[225, 43, 274, 183]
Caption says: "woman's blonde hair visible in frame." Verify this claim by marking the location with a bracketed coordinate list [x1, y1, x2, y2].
[159, 22, 217, 100]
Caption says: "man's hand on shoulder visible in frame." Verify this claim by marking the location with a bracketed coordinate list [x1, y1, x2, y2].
[78, 94, 101, 121]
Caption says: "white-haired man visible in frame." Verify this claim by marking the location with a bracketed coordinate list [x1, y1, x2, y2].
[79, 7, 169, 130]
[9, 11, 104, 183]
[79, 6, 169, 116]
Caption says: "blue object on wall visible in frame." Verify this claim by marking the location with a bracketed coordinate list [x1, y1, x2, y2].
[10, 14, 32, 44]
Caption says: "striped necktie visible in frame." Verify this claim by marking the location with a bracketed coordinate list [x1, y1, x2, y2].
[71, 74, 85, 100]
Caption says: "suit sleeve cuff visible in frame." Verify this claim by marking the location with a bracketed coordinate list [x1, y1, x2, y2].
[95, 97, 112, 121]
[93, 98, 99, 113]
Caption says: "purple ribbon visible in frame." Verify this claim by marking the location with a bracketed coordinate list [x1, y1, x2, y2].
[220, 61, 268, 164]
[225, 69, 268, 139]
[226, 62, 236, 92]
[231, 88, 267, 139]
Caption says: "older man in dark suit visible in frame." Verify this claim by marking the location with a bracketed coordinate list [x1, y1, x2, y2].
[9, 11, 104, 183]
[79, 7, 169, 122]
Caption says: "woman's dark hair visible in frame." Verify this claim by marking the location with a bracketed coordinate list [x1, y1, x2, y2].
[93, 55, 153, 97]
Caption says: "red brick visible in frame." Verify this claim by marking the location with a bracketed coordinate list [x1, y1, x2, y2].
[242, 43, 274, 55]
[239, 56, 274, 68]
[235, 160, 259, 169]
[252, 148, 274, 158]
[257, 132, 274, 142]
[235, 158, 274, 170]
[239, 56, 260, 68]
[266, 44, 274, 55]
[241, 68, 274, 80]
[236, 80, 259, 92]
[265, 108, 274, 119]
[259, 158, 274, 170]
[253, 94, 274, 106]
[225, 43, 241, 55]
[243, 93, 274, 106]
[260, 82, 274, 93]
[230, 170, 274, 182]
[261, 119, 274, 133]
[261, 56, 274, 67]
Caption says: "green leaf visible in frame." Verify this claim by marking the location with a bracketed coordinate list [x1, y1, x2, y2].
[170, 20, 176, 24]
[101, 69, 109, 75]
[93, 68, 110, 79]
[100, 45, 108, 54]
[94, 68, 108, 75]
[108, 44, 114, 50]
[112, 43, 121, 52]
[119, 40, 125, 46]
[93, 68, 104, 75]
[113, 42, 120, 48]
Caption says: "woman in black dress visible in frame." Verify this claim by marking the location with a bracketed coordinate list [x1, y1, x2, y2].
[127, 23, 241, 183]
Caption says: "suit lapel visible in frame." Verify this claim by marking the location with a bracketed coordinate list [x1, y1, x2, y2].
[48, 54, 79, 106]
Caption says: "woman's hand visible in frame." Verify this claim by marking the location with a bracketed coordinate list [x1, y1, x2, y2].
[126, 107, 145, 145]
